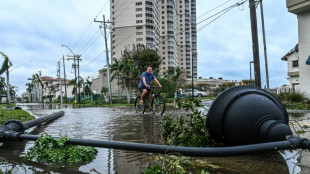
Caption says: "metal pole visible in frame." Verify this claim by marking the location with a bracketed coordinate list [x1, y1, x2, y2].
[77, 55, 81, 104]
[103, 15, 112, 104]
[58, 61, 63, 104]
[191, 53, 194, 98]
[63, 56, 68, 103]
[249, 0, 261, 88]
[259, 0, 269, 89]
[73, 56, 77, 103]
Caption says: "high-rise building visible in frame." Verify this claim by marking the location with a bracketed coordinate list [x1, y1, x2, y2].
[110, 0, 197, 78]
[159, 0, 179, 71]
[110, 0, 160, 60]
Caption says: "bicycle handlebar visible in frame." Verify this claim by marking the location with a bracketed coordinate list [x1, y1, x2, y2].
[150, 86, 161, 89]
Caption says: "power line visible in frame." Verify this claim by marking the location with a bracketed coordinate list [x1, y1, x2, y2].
[82, 50, 110, 68]
[161, 0, 248, 44]
[71, 0, 109, 50]
[197, 8, 232, 32]
[197, 0, 232, 19]
[78, 30, 101, 54]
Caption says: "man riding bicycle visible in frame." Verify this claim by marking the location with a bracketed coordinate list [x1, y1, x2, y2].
[138, 67, 162, 106]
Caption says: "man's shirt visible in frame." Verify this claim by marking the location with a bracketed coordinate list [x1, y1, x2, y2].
[138, 72, 155, 88]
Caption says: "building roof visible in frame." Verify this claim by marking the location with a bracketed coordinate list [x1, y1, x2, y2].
[42, 76, 70, 84]
[281, 44, 298, 61]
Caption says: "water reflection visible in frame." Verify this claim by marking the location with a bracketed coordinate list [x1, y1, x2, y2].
[0, 103, 308, 173]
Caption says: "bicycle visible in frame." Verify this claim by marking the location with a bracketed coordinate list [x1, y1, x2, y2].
[135, 87, 166, 115]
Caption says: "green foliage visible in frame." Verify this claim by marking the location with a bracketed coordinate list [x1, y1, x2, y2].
[296, 129, 305, 135]
[156, 77, 175, 98]
[242, 79, 254, 85]
[0, 108, 34, 125]
[0, 51, 12, 75]
[146, 154, 211, 174]
[24, 133, 98, 164]
[281, 101, 310, 110]
[101, 86, 108, 94]
[160, 67, 185, 97]
[146, 155, 188, 174]
[216, 82, 235, 94]
[276, 92, 308, 103]
[145, 164, 165, 174]
[158, 97, 219, 147]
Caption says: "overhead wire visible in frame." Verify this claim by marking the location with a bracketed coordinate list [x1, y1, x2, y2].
[71, 0, 109, 50]
[161, 0, 249, 44]
[197, 0, 232, 19]
[78, 30, 101, 55]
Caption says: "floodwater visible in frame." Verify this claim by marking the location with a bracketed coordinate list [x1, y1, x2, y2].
[0, 102, 309, 174]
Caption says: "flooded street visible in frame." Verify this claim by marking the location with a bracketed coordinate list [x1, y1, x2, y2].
[0, 103, 309, 173]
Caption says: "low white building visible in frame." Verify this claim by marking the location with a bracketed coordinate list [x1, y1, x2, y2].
[281, 44, 300, 92]
[287, 0, 310, 98]
[41, 76, 76, 102]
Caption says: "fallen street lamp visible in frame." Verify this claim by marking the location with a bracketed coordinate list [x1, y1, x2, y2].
[0, 87, 310, 157]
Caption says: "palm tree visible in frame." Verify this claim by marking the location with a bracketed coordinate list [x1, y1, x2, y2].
[0, 51, 13, 104]
[26, 83, 33, 102]
[35, 71, 44, 102]
[109, 59, 139, 104]
[83, 77, 92, 98]
[69, 78, 77, 96]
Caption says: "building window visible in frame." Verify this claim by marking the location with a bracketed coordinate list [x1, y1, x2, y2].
[136, 14, 142, 17]
[136, 20, 143, 23]
[136, 38, 143, 41]
[136, 26, 143, 29]
[136, 2, 142, 6]
[292, 60, 299, 68]
[136, 32, 143, 35]
[136, 8, 142, 11]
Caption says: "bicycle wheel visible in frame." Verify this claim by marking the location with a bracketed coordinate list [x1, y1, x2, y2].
[152, 95, 165, 115]
[135, 96, 145, 113]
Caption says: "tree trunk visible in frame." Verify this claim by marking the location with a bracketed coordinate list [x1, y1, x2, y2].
[6, 70, 10, 104]
[123, 81, 130, 104]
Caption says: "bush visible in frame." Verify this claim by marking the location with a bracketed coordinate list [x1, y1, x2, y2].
[25, 133, 98, 164]
[276, 92, 308, 103]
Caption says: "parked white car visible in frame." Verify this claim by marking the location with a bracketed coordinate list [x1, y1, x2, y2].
[183, 89, 207, 97]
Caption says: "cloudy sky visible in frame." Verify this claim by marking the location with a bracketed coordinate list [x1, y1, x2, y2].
[0, 0, 297, 95]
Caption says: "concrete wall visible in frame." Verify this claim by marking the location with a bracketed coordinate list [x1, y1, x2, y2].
[298, 11, 310, 98]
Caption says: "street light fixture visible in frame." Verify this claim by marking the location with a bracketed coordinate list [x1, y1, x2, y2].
[61, 44, 79, 104]
[9, 66, 19, 72]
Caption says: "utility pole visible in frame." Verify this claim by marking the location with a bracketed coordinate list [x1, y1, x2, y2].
[76, 55, 82, 103]
[62, 55, 68, 103]
[249, 0, 261, 88]
[259, 0, 269, 89]
[67, 55, 77, 103]
[57, 61, 63, 104]
[94, 15, 113, 104]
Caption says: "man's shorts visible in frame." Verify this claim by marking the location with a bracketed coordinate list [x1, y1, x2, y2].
[139, 86, 151, 93]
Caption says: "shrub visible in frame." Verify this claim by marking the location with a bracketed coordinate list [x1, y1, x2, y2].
[25, 133, 98, 164]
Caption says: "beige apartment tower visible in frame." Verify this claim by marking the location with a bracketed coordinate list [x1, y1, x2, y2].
[110, 0, 197, 78]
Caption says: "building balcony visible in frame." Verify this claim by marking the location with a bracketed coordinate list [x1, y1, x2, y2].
[287, 0, 310, 14]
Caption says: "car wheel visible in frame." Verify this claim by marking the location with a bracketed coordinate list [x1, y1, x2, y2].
[198, 94, 202, 97]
